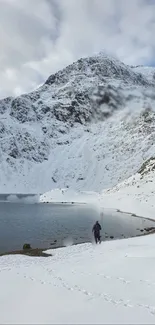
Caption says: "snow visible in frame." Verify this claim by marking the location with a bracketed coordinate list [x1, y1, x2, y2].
[1, 234, 155, 324]
[6, 99, 155, 195]
[132, 65, 155, 82]
[99, 159, 155, 220]
[0, 53, 155, 193]
[40, 157, 155, 220]
[40, 188, 99, 204]
[1, 53, 155, 323]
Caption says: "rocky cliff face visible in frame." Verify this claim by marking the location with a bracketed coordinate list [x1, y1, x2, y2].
[0, 52, 155, 193]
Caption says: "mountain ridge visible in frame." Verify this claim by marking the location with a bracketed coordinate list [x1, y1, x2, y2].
[0, 53, 155, 193]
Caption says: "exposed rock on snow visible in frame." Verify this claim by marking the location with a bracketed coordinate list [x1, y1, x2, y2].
[45, 53, 151, 87]
[138, 157, 155, 176]
[0, 96, 12, 114]
[40, 158, 155, 222]
[100, 159, 155, 220]
[40, 157, 155, 222]
[0, 52, 155, 193]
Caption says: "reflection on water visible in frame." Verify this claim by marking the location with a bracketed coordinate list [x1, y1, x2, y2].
[0, 193, 39, 204]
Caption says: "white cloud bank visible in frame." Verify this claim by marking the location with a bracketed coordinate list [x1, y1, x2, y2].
[0, 0, 155, 98]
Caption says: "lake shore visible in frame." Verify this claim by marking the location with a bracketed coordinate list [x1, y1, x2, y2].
[0, 248, 52, 258]
[1, 224, 155, 257]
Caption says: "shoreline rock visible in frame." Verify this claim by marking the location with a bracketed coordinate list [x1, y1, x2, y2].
[0, 248, 52, 258]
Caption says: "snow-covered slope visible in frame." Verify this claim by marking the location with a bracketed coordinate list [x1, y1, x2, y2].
[1, 234, 155, 324]
[40, 157, 155, 221]
[99, 157, 155, 219]
[131, 65, 155, 82]
[1, 52, 155, 193]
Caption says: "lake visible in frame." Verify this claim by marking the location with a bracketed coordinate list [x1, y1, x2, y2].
[0, 198, 155, 254]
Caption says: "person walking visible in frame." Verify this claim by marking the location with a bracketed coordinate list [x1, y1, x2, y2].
[92, 221, 101, 244]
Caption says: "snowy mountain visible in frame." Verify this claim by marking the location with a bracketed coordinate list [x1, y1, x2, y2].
[0, 52, 155, 193]
[99, 157, 155, 219]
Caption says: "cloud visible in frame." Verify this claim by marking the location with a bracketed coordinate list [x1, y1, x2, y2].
[0, 0, 155, 98]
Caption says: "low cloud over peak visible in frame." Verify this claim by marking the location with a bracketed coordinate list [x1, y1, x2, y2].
[0, 0, 155, 98]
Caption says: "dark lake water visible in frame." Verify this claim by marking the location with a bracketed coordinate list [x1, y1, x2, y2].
[0, 198, 155, 254]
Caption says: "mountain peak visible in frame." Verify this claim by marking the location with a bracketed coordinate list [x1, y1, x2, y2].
[45, 52, 150, 88]
[0, 52, 155, 193]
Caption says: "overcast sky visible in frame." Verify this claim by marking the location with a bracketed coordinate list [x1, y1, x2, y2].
[0, 0, 155, 98]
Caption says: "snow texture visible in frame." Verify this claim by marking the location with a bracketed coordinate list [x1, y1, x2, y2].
[1, 234, 155, 324]
[100, 157, 155, 220]
[1, 52, 155, 193]
[2, 54, 155, 323]
[40, 156, 155, 223]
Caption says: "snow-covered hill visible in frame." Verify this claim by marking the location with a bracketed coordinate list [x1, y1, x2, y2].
[40, 157, 155, 221]
[131, 65, 155, 82]
[1, 52, 155, 193]
[99, 157, 155, 220]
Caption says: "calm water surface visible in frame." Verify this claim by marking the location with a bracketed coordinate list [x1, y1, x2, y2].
[0, 199, 155, 254]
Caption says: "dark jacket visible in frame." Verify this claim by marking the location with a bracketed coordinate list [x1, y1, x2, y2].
[92, 222, 101, 235]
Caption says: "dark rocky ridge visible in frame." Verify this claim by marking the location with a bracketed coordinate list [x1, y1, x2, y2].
[3, 53, 152, 126]
[0, 52, 154, 179]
